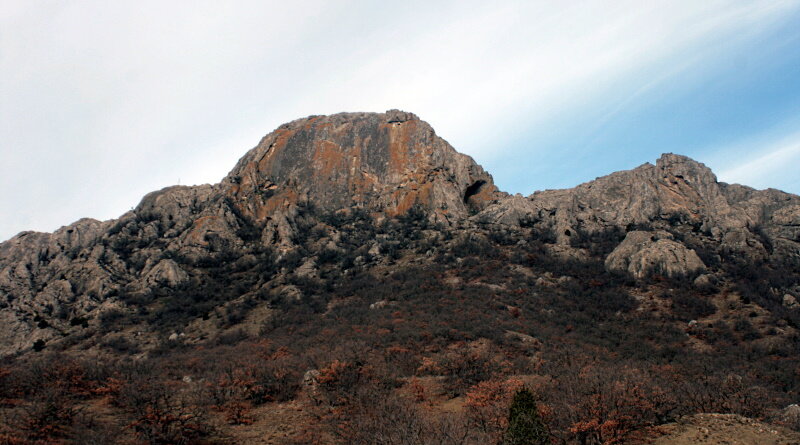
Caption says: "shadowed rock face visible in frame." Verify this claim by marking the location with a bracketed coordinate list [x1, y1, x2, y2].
[0, 109, 799, 357]
[224, 110, 498, 223]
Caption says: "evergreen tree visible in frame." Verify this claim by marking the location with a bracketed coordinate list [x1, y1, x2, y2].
[503, 387, 549, 445]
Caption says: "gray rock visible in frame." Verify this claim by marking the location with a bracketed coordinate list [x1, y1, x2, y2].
[476, 154, 800, 257]
[369, 300, 390, 310]
[303, 369, 320, 387]
[780, 404, 800, 429]
[144, 259, 188, 287]
[280, 285, 303, 302]
[295, 258, 318, 278]
[224, 110, 499, 225]
[605, 231, 706, 280]
[693, 274, 717, 290]
[1, 110, 799, 357]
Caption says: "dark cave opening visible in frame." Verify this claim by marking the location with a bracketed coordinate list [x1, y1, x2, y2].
[463, 180, 487, 203]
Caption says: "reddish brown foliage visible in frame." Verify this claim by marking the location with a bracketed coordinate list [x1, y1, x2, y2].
[464, 378, 524, 441]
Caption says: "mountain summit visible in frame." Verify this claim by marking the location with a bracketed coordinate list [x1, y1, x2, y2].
[2, 110, 800, 444]
[0, 110, 798, 358]
[224, 110, 497, 221]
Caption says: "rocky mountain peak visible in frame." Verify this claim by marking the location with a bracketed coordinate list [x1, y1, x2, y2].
[223, 110, 498, 223]
[3, 110, 800, 444]
[1, 110, 799, 359]
[476, 150, 800, 262]
[654, 153, 717, 182]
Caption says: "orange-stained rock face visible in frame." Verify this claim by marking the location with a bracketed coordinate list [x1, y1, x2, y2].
[224, 110, 498, 222]
[2, 108, 800, 358]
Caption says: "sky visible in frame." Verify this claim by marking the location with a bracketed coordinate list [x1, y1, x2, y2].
[2, 1, 800, 241]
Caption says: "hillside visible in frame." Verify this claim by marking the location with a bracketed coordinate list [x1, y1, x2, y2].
[1, 110, 799, 444]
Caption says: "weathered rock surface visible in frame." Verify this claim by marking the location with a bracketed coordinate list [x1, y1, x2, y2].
[0, 110, 501, 356]
[144, 259, 189, 287]
[0, 110, 799, 357]
[651, 413, 800, 445]
[693, 273, 717, 290]
[605, 231, 706, 280]
[224, 110, 498, 224]
[476, 154, 800, 251]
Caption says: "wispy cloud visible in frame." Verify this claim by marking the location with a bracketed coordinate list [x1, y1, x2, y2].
[713, 128, 800, 191]
[1, 1, 799, 240]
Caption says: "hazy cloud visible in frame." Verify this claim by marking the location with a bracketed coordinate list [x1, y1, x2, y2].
[715, 129, 800, 191]
[2, 1, 799, 240]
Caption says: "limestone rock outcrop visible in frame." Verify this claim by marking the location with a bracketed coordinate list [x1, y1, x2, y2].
[224, 110, 498, 224]
[0, 110, 798, 357]
[144, 259, 189, 287]
[476, 154, 800, 254]
[605, 231, 706, 280]
[0, 110, 502, 356]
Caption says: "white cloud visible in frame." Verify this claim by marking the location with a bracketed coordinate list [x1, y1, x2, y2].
[714, 130, 800, 192]
[1, 0, 798, 240]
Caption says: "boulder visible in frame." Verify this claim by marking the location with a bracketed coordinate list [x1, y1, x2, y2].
[144, 259, 189, 287]
[605, 231, 706, 280]
[693, 273, 717, 291]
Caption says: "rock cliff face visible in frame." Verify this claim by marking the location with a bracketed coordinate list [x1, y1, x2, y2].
[225, 110, 497, 221]
[477, 153, 800, 261]
[0, 110, 499, 356]
[1, 110, 799, 357]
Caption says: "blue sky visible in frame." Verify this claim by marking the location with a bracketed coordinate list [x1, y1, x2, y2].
[481, 3, 800, 193]
[2, 1, 800, 241]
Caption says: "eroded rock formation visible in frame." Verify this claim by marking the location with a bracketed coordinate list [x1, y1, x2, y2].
[224, 110, 498, 223]
[476, 153, 800, 259]
[1, 110, 799, 357]
[605, 231, 706, 280]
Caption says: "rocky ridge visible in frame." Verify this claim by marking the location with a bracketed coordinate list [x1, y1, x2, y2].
[478, 153, 800, 251]
[1, 110, 799, 357]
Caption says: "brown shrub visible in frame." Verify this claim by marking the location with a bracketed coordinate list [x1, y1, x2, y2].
[464, 378, 524, 441]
